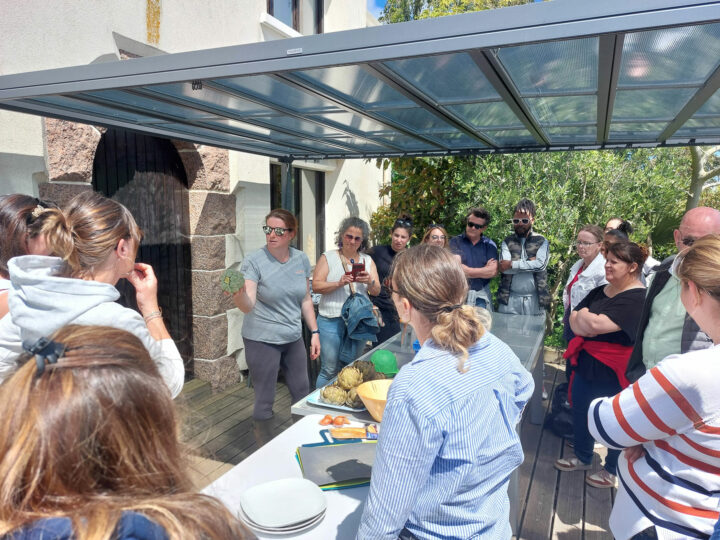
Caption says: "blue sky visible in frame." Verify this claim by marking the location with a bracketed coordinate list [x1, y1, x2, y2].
[367, 0, 385, 19]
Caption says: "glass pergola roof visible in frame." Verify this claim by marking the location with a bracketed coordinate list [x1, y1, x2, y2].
[1, 0, 720, 159]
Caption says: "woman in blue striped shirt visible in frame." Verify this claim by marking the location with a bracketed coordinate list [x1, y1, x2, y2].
[358, 245, 534, 539]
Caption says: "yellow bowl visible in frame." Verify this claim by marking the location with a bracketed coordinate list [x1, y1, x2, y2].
[356, 379, 393, 422]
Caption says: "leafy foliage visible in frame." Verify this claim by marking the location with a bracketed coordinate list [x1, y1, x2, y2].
[371, 149, 690, 344]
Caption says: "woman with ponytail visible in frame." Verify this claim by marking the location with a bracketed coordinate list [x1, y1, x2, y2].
[0, 191, 184, 397]
[358, 245, 534, 539]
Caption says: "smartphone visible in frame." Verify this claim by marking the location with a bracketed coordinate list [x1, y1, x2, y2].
[351, 261, 365, 278]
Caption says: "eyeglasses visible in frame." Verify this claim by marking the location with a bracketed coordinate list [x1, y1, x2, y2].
[382, 277, 397, 296]
[467, 220, 487, 230]
[430, 235, 446, 241]
[511, 218, 531, 225]
[679, 235, 696, 247]
[574, 241, 600, 248]
[262, 225, 292, 236]
[344, 233, 363, 243]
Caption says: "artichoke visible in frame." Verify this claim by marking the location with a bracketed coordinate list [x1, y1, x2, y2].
[372, 371, 387, 381]
[353, 360, 376, 381]
[337, 366, 363, 390]
[345, 386, 364, 409]
[220, 267, 245, 294]
[320, 385, 348, 405]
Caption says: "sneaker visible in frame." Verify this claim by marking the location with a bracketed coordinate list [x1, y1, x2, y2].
[586, 469, 618, 489]
[554, 457, 592, 472]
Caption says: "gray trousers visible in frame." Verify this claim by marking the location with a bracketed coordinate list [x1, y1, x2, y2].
[243, 337, 309, 420]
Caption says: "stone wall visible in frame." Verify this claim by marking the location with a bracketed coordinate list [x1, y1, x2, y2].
[40, 120, 241, 391]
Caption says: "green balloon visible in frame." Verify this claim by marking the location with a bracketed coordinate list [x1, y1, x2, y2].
[370, 349, 398, 376]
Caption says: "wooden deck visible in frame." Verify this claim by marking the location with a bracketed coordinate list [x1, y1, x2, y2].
[179, 355, 614, 539]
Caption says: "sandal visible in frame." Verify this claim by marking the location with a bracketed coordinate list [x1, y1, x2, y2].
[586, 469, 618, 489]
[554, 457, 592, 472]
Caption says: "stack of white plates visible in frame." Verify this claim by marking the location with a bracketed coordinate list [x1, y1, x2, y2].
[238, 478, 327, 535]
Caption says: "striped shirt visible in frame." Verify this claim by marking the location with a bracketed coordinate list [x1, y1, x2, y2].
[357, 332, 534, 539]
[588, 345, 720, 540]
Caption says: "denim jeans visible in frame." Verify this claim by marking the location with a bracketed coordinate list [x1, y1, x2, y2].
[571, 371, 621, 474]
[315, 315, 362, 388]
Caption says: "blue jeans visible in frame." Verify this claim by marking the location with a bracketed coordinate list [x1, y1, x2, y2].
[315, 315, 362, 388]
[571, 371, 621, 474]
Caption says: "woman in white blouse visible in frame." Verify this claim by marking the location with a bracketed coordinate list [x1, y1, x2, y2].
[563, 225, 607, 342]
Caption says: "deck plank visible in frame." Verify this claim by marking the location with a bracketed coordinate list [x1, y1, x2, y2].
[518, 366, 564, 540]
[552, 439, 585, 540]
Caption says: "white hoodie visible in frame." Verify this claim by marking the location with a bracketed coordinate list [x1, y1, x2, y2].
[0, 256, 184, 398]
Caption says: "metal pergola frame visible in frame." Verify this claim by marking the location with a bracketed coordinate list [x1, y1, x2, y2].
[2, 0, 720, 160]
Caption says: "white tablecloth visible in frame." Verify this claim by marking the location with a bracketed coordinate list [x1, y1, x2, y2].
[202, 414, 368, 539]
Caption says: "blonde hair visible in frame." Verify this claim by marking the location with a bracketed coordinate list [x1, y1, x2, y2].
[675, 234, 720, 302]
[421, 226, 449, 248]
[0, 324, 251, 540]
[41, 191, 143, 279]
[389, 245, 484, 372]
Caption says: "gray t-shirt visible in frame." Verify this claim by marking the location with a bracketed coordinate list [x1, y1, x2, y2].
[240, 246, 311, 344]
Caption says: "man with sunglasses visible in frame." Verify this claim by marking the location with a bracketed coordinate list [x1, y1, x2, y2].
[625, 206, 720, 382]
[449, 207, 498, 310]
[497, 198, 550, 316]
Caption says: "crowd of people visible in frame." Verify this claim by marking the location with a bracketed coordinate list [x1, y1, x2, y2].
[1, 186, 719, 539]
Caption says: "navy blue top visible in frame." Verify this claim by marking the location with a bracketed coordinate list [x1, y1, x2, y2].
[449, 233, 498, 291]
[7, 511, 169, 540]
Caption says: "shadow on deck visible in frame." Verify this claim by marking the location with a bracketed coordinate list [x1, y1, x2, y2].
[179, 356, 614, 539]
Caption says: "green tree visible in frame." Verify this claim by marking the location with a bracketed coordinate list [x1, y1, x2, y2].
[379, 0, 531, 23]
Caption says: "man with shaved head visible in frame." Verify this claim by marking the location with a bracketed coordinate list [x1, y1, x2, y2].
[626, 206, 720, 381]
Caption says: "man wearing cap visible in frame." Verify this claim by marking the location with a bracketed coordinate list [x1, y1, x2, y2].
[625, 206, 720, 382]
[498, 198, 550, 316]
[449, 207, 498, 310]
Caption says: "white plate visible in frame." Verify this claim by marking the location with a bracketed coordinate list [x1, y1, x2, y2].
[239, 478, 326, 529]
[239, 507, 326, 534]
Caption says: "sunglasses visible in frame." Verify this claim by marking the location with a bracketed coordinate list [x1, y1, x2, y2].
[394, 218, 412, 228]
[679, 235, 696, 247]
[511, 218, 531, 225]
[467, 221, 488, 230]
[426, 223, 445, 230]
[262, 225, 292, 236]
[344, 233, 363, 243]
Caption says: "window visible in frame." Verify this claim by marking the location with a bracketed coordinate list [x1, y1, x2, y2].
[267, 0, 298, 30]
[269, 164, 325, 264]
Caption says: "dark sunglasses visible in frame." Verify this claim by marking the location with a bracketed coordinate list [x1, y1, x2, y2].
[344, 233, 363, 242]
[467, 220, 487, 230]
[262, 225, 292, 236]
[394, 218, 413, 228]
[680, 236, 695, 247]
[511, 218, 531, 225]
[425, 223, 445, 230]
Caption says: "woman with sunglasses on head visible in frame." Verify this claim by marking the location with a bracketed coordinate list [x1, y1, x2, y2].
[0, 191, 184, 397]
[368, 215, 413, 344]
[0, 195, 58, 318]
[555, 241, 647, 489]
[358, 245, 533, 539]
[562, 225, 607, 342]
[605, 217, 659, 281]
[312, 217, 381, 388]
[0, 324, 253, 540]
[588, 235, 720, 539]
[421, 223, 449, 248]
[231, 209, 320, 446]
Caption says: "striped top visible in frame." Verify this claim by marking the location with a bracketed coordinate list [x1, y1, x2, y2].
[588, 344, 720, 540]
[357, 332, 534, 539]
[318, 250, 370, 318]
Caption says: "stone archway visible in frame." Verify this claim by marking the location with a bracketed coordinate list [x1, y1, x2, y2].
[40, 118, 240, 390]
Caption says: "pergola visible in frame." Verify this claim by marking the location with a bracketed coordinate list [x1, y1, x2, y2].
[1, 0, 720, 161]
